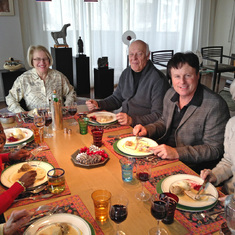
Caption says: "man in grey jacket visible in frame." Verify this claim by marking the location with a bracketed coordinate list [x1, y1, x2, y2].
[133, 52, 230, 173]
[86, 40, 170, 126]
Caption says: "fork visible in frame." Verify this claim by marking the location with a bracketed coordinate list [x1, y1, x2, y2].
[195, 193, 218, 200]
[194, 209, 224, 220]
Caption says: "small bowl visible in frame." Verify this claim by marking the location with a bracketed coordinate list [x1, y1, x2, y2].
[0, 113, 15, 124]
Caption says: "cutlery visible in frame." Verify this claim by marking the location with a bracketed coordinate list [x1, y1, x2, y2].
[197, 176, 209, 195]
[27, 184, 48, 194]
[14, 193, 53, 202]
[21, 205, 59, 228]
[16, 142, 27, 150]
[194, 209, 224, 220]
[135, 135, 141, 150]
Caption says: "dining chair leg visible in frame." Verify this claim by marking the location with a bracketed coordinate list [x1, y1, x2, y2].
[212, 71, 217, 92]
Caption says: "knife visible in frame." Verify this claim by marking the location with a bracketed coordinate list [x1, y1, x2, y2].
[197, 176, 209, 195]
[14, 193, 53, 202]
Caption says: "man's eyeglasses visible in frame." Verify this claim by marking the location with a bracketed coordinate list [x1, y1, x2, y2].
[129, 52, 144, 58]
[33, 58, 49, 62]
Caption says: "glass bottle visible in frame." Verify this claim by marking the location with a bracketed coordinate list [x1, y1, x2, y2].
[225, 193, 235, 234]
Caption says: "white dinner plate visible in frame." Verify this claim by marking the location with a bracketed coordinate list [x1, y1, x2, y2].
[4, 128, 33, 146]
[117, 136, 158, 156]
[161, 174, 218, 208]
[87, 111, 116, 125]
[1, 161, 53, 188]
[24, 213, 92, 235]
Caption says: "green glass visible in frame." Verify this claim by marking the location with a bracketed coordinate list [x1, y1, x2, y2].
[78, 117, 89, 135]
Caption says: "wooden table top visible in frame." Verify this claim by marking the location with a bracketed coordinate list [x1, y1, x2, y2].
[3, 118, 221, 235]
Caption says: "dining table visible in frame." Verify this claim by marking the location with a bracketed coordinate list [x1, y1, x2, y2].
[2, 111, 226, 235]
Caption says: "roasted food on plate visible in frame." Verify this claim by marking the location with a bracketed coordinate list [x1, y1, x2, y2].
[9, 163, 46, 183]
[170, 179, 208, 201]
[36, 222, 81, 235]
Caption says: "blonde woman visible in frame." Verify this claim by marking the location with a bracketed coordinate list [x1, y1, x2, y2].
[6, 45, 76, 113]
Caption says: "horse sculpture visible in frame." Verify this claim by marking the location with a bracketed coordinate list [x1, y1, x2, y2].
[51, 23, 71, 46]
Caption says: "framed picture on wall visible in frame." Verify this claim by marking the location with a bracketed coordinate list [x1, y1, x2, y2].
[0, 0, 14, 16]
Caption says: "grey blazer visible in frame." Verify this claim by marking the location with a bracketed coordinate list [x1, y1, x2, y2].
[145, 85, 230, 165]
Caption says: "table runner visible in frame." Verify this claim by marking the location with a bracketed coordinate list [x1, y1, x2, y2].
[145, 163, 225, 235]
[1, 149, 71, 209]
[103, 135, 178, 168]
[17, 195, 104, 235]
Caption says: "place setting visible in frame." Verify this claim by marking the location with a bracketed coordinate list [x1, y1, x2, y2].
[16, 195, 102, 235]
[144, 163, 226, 234]
[103, 134, 179, 167]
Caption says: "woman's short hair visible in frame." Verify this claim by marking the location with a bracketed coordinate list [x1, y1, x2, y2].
[27, 45, 53, 67]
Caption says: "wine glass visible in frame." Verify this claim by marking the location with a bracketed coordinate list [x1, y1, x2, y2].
[149, 193, 169, 235]
[135, 159, 152, 201]
[68, 102, 78, 125]
[44, 109, 53, 138]
[109, 195, 128, 235]
[34, 112, 45, 143]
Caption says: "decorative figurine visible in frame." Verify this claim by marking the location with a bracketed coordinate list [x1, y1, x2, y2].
[51, 23, 71, 48]
[3, 57, 23, 71]
[78, 36, 84, 54]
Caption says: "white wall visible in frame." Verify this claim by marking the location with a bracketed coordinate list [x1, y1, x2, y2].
[0, 0, 25, 68]
[214, 0, 234, 55]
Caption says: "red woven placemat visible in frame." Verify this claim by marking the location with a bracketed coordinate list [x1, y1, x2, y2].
[145, 163, 225, 235]
[17, 195, 104, 235]
[103, 135, 178, 168]
[1, 150, 71, 208]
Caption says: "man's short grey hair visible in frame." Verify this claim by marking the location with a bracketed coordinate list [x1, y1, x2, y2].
[129, 40, 150, 57]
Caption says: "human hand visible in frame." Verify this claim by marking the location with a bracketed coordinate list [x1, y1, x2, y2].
[150, 144, 179, 160]
[9, 149, 30, 162]
[85, 99, 99, 111]
[132, 124, 147, 137]
[19, 170, 37, 188]
[116, 112, 132, 126]
[3, 209, 33, 235]
[200, 169, 217, 184]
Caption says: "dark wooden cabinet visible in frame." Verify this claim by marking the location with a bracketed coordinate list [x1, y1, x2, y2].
[94, 68, 114, 99]
[51, 47, 74, 86]
[73, 55, 90, 97]
[0, 68, 26, 99]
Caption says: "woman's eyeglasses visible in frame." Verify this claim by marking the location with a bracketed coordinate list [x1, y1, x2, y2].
[33, 58, 49, 62]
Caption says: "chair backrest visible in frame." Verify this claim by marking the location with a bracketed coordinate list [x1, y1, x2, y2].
[201, 46, 223, 63]
[151, 50, 174, 67]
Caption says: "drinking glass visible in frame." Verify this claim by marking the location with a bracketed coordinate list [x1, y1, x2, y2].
[68, 102, 78, 125]
[225, 195, 235, 234]
[149, 193, 169, 235]
[135, 159, 152, 201]
[110, 195, 128, 235]
[44, 109, 53, 138]
[34, 112, 45, 143]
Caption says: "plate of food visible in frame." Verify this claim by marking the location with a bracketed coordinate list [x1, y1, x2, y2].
[158, 174, 218, 210]
[4, 128, 33, 146]
[1, 161, 53, 189]
[87, 111, 117, 125]
[116, 136, 158, 156]
[24, 213, 94, 235]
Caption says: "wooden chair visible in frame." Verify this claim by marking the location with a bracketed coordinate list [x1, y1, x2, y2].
[201, 46, 235, 92]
